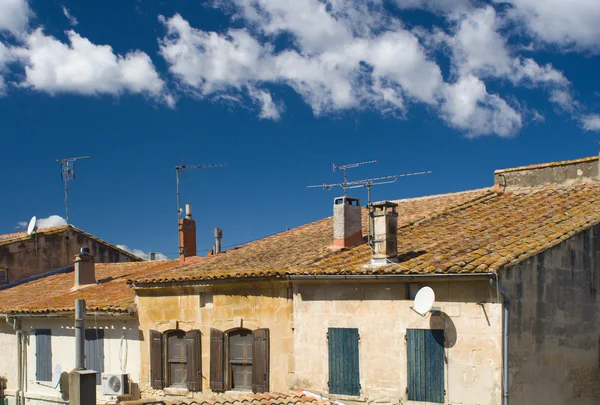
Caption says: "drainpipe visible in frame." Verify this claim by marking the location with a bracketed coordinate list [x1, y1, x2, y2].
[7, 317, 26, 405]
[490, 278, 510, 405]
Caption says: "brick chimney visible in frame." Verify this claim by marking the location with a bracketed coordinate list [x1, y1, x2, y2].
[333, 196, 364, 249]
[72, 247, 95, 289]
[370, 201, 398, 266]
[179, 204, 197, 262]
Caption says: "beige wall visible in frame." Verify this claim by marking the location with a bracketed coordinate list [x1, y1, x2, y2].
[136, 281, 294, 398]
[0, 317, 141, 405]
[293, 280, 503, 405]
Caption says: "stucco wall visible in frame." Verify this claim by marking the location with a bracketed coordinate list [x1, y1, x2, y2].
[500, 224, 600, 405]
[0, 228, 138, 284]
[293, 280, 503, 405]
[0, 317, 141, 405]
[135, 281, 294, 398]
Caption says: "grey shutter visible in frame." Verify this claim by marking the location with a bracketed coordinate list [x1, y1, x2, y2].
[85, 329, 105, 385]
[150, 330, 163, 389]
[328, 328, 360, 396]
[186, 330, 202, 392]
[252, 328, 270, 393]
[210, 328, 224, 392]
[407, 329, 444, 403]
[35, 329, 52, 382]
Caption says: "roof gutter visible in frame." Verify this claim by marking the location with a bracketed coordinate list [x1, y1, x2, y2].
[1, 311, 136, 319]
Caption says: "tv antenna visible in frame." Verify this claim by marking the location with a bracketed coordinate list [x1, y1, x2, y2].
[332, 160, 377, 197]
[308, 170, 432, 246]
[57, 155, 90, 224]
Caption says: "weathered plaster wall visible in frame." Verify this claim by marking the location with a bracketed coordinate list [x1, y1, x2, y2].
[0, 228, 138, 284]
[500, 224, 600, 405]
[293, 280, 503, 405]
[135, 281, 294, 399]
[0, 317, 141, 405]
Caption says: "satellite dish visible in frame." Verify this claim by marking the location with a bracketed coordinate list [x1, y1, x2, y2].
[26, 216, 37, 236]
[52, 364, 62, 389]
[413, 286, 435, 315]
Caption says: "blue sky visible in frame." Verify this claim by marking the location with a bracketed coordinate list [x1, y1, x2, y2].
[1, 0, 600, 259]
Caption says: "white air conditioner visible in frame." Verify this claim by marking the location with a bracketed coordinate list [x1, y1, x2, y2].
[101, 373, 131, 396]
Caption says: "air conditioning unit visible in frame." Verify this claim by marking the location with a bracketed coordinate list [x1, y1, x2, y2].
[101, 373, 131, 396]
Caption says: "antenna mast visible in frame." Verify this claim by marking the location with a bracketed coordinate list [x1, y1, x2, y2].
[56, 155, 90, 224]
[332, 160, 377, 197]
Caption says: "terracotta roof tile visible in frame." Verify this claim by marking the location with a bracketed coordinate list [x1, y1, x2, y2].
[164, 393, 329, 405]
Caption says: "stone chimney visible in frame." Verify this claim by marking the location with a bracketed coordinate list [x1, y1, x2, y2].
[214, 228, 223, 254]
[73, 247, 95, 289]
[370, 201, 398, 266]
[333, 196, 364, 249]
[179, 204, 197, 262]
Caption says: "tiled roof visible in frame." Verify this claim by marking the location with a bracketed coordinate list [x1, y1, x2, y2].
[160, 392, 330, 405]
[0, 260, 176, 314]
[131, 188, 492, 285]
[0, 224, 142, 261]
[494, 156, 598, 174]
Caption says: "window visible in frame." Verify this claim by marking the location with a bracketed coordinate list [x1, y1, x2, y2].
[210, 328, 269, 393]
[328, 328, 360, 396]
[35, 329, 52, 382]
[149, 329, 201, 391]
[85, 329, 104, 385]
[406, 329, 445, 403]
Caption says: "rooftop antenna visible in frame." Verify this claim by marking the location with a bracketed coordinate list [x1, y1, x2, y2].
[332, 160, 377, 197]
[308, 170, 432, 246]
[56, 155, 90, 225]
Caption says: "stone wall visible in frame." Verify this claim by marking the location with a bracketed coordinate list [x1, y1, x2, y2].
[292, 280, 503, 405]
[135, 281, 294, 398]
[500, 224, 600, 405]
[0, 227, 138, 284]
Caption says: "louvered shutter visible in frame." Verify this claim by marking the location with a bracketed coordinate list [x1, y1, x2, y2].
[35, 329, 52, 382]
[210, 328, 224, 392]
[328, 328, 360, 396]
[407, 329, 444, 403]
[149, 330, 163, 389]
[186, 329, 202, 391]
[252, 328, 270, 393]
[85, 329, 105, 385]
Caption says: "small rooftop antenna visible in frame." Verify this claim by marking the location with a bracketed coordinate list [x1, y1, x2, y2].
[308, 170, 432, 246]
[332, 160, 377, 197]
[56, 155, 90, 225]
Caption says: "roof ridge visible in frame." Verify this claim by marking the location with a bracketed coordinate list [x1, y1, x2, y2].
[494, 155, 598, 174]
[391, 187, 492, 203]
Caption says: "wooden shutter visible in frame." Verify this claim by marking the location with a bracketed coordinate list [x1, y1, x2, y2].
[328, 328, 360, 396]
[210, 328, 224, 392]
[407, 329, 444, 403]
[35, 329, 52, 382]
[150, 330, 163, 389]
[85, 329, 105, 385]
[252, 328, 270, 393]
[186, 329, 202, 392]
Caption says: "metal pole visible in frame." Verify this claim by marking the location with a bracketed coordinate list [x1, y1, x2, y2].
[64, 177, 69, 225]
[75, 299, 86, 370]
[176, 167, 182, 257]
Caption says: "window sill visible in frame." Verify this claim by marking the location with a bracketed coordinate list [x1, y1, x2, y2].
[163, 387, 189, 396]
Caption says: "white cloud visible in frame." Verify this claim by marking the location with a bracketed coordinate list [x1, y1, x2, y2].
[247, 86, 282, 120]
[0, 0, 31, 36]
[116, 245, 168, 261]
[500, 0, 600, 52]
[61, 6, 78, 26]
[580, 114, 600, 131]
[16, 28, 169, 102]
[19, 214, 68, 230]
[0, 41, 12, 94]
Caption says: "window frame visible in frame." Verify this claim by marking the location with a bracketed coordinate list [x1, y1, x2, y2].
[225, 328, 253, 391]
[165, 330, 188, 388]
[35, 329, 52, 382]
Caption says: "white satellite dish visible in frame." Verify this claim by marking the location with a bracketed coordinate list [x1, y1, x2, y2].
[413, 286, 435, 315]
[26, 216, 37, 236]
[51, 364, 62, 389]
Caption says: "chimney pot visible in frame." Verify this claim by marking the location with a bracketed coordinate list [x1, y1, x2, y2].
[73, 247, 95, 289]
[214, 228, 223, 254]
[185, 204, 193, 219]
[370, 201, 399, 266]
[333, 196, 364, 249]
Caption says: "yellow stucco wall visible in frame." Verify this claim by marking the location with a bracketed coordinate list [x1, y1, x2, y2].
[135, 281, 294, 398]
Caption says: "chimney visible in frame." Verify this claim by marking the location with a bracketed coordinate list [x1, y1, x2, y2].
[73, 247, 95, 289]
[214, 228, 223, 254]
[370, 201, 398, 266]
[333, 196, 364, 249]
[149, 252, 156, 261]
[179, 204, 197, 262]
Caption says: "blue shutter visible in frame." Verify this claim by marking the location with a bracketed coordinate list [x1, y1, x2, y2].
[35, 329, 52, 382]
[407, 329, 444, 403]
[85, 329, 105, 385]
[328, 328, 360, 396]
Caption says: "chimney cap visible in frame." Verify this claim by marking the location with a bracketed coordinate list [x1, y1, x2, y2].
[334, 196, 361, 206]
[80, 247, 90, 255]
[371, 200, 398, 208]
